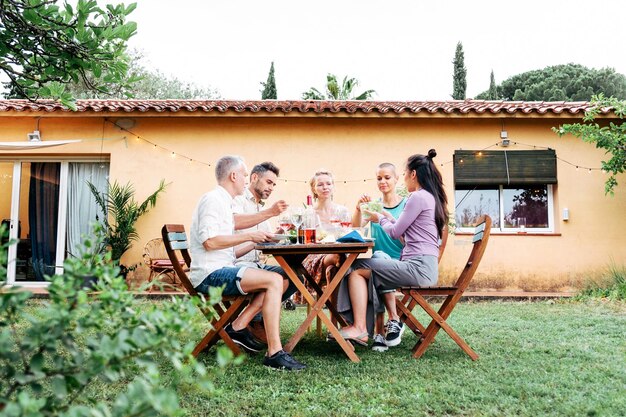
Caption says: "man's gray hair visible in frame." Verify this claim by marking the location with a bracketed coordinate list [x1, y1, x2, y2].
[215, 155, 244, 182]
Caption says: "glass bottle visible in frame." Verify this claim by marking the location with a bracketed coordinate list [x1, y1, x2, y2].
[303, 195, 317, 244]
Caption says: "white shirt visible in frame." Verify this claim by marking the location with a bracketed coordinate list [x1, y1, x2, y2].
[189, 185, 236, 287]
[233, 187, 271, 265]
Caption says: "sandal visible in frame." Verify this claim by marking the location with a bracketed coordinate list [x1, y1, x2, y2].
[328, 329, 369, 346]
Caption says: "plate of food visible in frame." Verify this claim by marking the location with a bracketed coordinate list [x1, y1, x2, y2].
[271, 234, 291, 240]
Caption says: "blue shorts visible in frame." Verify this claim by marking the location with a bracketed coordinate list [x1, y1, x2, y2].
[195, 266, 249, 296]
[194, 264, 300, 298]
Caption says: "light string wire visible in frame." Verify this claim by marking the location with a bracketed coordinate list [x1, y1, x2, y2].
[105, 119, 606, 180]
[105, 118, 211, 167]
[440, 141, 605, 173]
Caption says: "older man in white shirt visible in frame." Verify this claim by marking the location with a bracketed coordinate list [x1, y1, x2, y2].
[189, 155, 305, 371]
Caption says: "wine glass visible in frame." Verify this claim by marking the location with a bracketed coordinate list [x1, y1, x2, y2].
[338, 207, 352, 229]
[290, 207, 304, 244]
[278, 212, 292, 233]
[329, 206, 342, 228]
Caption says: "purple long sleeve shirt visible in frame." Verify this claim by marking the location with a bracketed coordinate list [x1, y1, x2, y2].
[379, 189, 439, 260]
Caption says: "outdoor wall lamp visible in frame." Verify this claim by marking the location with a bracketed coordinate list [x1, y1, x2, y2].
[28, 117, 42, 141]
[27, 130, 41, 142]
[500, 130, 510, 147]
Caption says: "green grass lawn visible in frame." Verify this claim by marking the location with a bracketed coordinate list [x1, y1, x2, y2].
[170, 300, 625, 417]
[20, 299, 626, 416]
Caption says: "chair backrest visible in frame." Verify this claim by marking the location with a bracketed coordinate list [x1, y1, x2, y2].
[453, 215, 491, 291]
[143, 238, 169, 266]
[161, 224, 197, 295]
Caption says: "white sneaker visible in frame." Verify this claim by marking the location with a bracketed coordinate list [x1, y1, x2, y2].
[371, 333, 388, 352]
[384, 320, 405, 347]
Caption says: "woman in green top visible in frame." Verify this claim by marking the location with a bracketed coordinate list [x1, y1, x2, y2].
[352, 162, 407, 352]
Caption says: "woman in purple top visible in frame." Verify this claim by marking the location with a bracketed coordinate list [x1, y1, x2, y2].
[335, 149, 449, 346]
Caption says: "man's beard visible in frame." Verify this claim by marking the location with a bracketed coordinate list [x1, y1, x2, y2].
[252, 184, 269, 200]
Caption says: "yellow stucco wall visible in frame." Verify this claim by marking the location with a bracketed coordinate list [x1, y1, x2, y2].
[1, 112, 624, 290]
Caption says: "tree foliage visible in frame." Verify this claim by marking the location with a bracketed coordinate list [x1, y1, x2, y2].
[478, 64, 626, 102]
[260, 61, 277, 99]
[452, 42, 467, 100]
[555, 95, 626, 195]
[0, 0, 138, 109]
[487, 70, 498, 100]
[476, 70, 500, 100]
[0, 224, 236, 416]
[60, 49, 220, 100]
[302, 73, 375, 100]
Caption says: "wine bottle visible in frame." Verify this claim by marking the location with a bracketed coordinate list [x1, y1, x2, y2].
[303, 195, 317, 244]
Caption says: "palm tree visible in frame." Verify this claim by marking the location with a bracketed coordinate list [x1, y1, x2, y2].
[88, 179, 168, 275]
[302, 73, 376, 100]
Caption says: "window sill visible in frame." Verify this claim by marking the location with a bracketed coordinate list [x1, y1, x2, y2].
[455, 232, 562, 236]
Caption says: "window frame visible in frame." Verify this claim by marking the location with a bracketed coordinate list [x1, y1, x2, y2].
[454, 184, 555, 234]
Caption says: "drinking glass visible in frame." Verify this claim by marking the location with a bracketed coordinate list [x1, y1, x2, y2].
[278, 212, 292, 233]
[517, 217, 527, 233]
[338, 207, 352, 229]
[290, 208, 304, 244]
[329, 206, 342, 227]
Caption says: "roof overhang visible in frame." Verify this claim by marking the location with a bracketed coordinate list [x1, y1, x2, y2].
[0, 99, 617, 120]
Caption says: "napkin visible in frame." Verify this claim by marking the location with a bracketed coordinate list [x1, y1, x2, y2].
[337, 230, 366, 243]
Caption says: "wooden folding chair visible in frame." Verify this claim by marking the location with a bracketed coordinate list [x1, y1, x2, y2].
[161, 224, 252, 357]
[397, 215, 491, 360]
[375, 224, 449, 335]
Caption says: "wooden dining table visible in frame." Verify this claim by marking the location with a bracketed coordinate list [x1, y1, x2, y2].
[255, 241, 373, 363]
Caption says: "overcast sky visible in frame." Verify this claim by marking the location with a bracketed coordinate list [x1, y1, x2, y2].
[128, 0, 626, 101]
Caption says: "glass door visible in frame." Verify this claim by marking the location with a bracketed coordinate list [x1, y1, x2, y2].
[2, 159, 108, 285]
[1, 162, 16, 281]
[16, 162, 62, 282]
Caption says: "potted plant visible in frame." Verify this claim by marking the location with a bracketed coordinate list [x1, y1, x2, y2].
[88, 179, 168, 278]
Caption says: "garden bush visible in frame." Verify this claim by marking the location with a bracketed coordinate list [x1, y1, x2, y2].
[0, 225, 235, 416]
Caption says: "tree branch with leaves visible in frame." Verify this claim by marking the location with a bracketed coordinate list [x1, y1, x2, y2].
[0, 0, 138, 109]
[554, 95, 626, 195]
[302, 73, 375, 100]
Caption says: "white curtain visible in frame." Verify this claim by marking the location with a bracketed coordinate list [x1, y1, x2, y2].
[66, 163, 109, 257]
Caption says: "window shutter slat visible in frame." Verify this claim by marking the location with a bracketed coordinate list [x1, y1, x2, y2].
[454, 150, 557, 185]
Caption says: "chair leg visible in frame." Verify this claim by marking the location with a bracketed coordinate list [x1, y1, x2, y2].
[192, 297, 249, 357]
[410, 292, 478, 360]
[146, 269, 156, 292]
[316, 313, 323, 337]
[396, 298, 426, 336]
[375, 312, 385, 335]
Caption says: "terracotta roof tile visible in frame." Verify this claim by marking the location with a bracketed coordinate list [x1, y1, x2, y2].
[0, 99, 611, 116]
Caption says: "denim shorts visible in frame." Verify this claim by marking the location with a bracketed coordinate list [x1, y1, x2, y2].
[195, 266, 249, 296]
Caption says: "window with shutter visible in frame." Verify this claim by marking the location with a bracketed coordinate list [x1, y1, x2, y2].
[453, 150, 556, 233]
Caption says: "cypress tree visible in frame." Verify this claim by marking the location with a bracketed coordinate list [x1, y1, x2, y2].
[260, 61, 277, 99]
[452, 42, 467, 100]
[488, 70, 498, 100]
